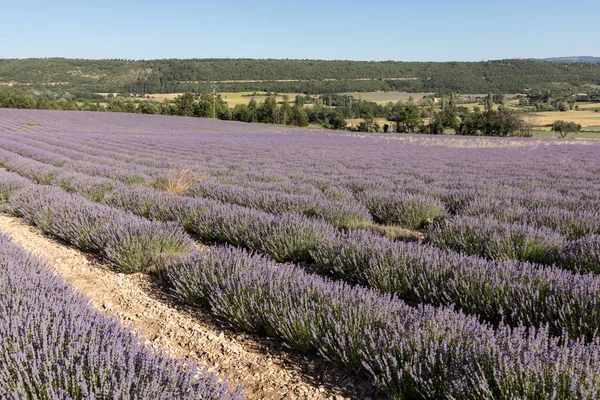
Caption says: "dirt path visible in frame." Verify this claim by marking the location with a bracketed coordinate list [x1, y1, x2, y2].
[0, 215, 377, 400]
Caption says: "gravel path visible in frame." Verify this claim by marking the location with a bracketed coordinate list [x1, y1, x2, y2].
[0, 214, 378, 400]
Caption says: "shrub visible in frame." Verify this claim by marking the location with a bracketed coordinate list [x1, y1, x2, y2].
[428, 216, 566, 265]
[363, 192, 447, 229]
[7, 185, 194, 273]
[0, 234, 242, 399]
[561, 234, 600, 274]
[167, 245, 600, 399]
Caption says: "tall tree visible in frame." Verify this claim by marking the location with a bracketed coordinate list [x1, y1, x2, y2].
[258, 97, 278, 124]
[485, 92, 494, 112]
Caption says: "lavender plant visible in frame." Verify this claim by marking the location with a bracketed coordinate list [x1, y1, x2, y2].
[562, 234, 600, 274]
[0, 234, 242, 399]
[361, 191, 448, 229]
[311, 230, 600, 340]
[428, 215, 567, 265]
[6, 185, 195, 273]
[167, 245, 600, 399]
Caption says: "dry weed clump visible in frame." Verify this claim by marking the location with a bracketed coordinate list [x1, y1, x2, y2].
[153, 167, 206, 195]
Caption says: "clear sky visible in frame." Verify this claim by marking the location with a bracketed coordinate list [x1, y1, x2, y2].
[2, 0, 598, 61]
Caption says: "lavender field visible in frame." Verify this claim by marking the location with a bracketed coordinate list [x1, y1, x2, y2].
[1, 108, 600, 399]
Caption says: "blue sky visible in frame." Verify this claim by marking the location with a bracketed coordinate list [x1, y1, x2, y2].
[2, 0, 599, 61]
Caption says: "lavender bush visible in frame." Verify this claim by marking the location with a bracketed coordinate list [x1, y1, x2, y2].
[361, 191, 447, 229]
[6, 185, 195, 273]
[561, 234, 600, 274]
[185, 180, 372, 229]
[0, 234, 242, 399]
[0, 171, 29, 211]
[311, 230, 600, 340]
[167, 245, 600, 399]
[428, 215, 567, 265]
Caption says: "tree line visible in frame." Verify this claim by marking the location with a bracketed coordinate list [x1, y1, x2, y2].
[2, 58, 600, 96]
[0, 89, 582, 137]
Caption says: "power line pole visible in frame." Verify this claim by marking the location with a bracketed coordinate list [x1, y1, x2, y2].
[212, 86, 217, 134]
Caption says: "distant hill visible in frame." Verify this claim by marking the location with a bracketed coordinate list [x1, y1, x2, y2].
[1, 58, 600, 97]
[540, 56, 600, 63]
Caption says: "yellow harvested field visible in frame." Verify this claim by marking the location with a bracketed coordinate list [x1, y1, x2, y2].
[220, 92, 309, 107]
[575, 102, 600, 110]
[530, 110, 600, 127]
[340, 92, 432, 104]
[460, 102, 482, 110]
[346, 117, 390, 128]
[141, 92, 312, 107]
[143, 93, 184, 100]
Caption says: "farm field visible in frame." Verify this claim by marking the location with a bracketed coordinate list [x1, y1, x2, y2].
[140, 92, 313, 107]
[345, 116, 390, 129]
[219, 92, 309, 106]
[337, 91, 432, 104]
[112, 90, 434, 106]
[575, 101, 600, 110]
[530, 108, 600, 127]
[531, 129, 600, 139]
[1, 108, 600, 399]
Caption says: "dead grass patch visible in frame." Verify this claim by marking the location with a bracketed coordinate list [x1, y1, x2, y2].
[152, 167, 206, 195]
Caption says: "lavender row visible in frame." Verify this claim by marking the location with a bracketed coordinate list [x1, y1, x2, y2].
[2, 168, 599, 340]
[167, 245, 600, 399]
[311, 230, 600, 340]
[185, 180, 371, 229]
[0, 172, 194, 273]
[0, 137, 153, 185]
[0, 140, 376, 231]
[0, 234, 242, 399]
[429, 215, 600, 273]
[5, 130, 600, 235]
[462, 197, 600, 240]
[104, 185, 600, 340]
[358, 190, 448, 229]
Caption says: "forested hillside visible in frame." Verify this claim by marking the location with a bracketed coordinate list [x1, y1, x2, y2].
[2, 58, 600, 96]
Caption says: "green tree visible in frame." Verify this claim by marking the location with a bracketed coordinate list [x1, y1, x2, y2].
[294, 95, 305, 107]
[277, 98, 292, 125]
[355, 116, 379, 132]
[448, 92, 456, 113]
[485, 92, 494, 112]
[257, 97, 278, 123]
[160, 99, 174, 115]
[289, 103, 309, 126]
[327, 110, 347, 130]
[551, 120, 582, 138]
[247, 99, 258, 123]
[232, 104, 252, 122]
[138, 100, 160, 114]
[434, 108, 459, 131]
[393, 104, 422, 133]
[174, 92, 195, 116]
[457, 108, 524, 137]
[194, 92, 213, 117]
